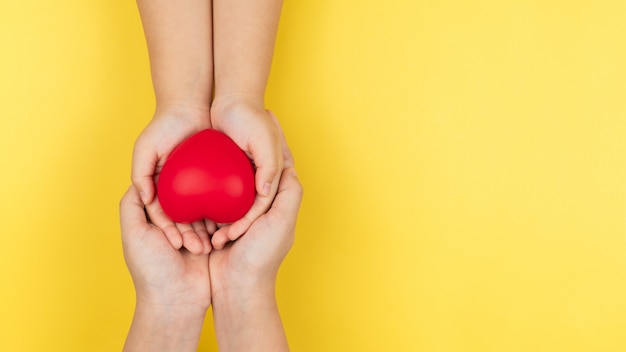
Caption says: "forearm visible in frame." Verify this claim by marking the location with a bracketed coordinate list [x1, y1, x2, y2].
[212, 283, 289, 352]
[124, 301, 207, 352]
[213, 0, 283, 103]
[136, 0, 213, 109]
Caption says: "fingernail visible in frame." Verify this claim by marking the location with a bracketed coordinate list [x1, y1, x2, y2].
[263, 182, 271, 196]
[140, 192, 148, 205]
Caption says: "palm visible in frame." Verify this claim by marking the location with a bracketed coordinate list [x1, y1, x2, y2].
[208, 191, 296, 294]
[143, 110, 212, 180]
[124, 224, 212, 308]
[208, 233, 252, 291]
[208, 218, 269, 292]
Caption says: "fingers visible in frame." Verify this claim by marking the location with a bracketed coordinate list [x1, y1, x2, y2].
[145, 197, 183, 250]
[210, 187, 271, 249]
[211, 112, 298, 249]
[123, 184, 212, 253]
[258, 167, 302, 258]
[252, 145, 283, 199]
[211, 225, 233, 250]
[177, 221, 213, 255]
[212, 122, 283, 248]
[255, 163, 282, 198]
[251, 109, 284, 199]
[119, 186, 152, 236]
[268, 168, 304, 229]
[267, 110, 295, 169]
[204, 219, 218, 234]
[211, 167, 303, 249]
[268, 111, 301, 222]
[131, 138, 159, 205]
[176, 222, 204, 255]
[193, 220, 213, 254]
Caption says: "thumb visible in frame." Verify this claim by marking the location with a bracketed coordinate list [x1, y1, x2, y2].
[119, 185, 151, 238]
[131, 141, 158, 205]
[267, 110, 295, 168]
[250, 134, 283, 198]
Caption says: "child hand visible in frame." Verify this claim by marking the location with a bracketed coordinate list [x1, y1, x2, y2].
[131, 105, 214, 254]
[210, 97, 284, 249]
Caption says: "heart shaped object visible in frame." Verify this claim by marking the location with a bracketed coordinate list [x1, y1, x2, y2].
[157, 129, 255, 224]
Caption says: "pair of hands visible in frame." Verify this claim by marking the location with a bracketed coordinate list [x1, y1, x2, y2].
[132, 96, 284, 252]
[121, 117, 301, 351]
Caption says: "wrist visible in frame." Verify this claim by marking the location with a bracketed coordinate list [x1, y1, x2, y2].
[134, 281, 212, 313]
[214, 88, 264, 102]
[135, 293, 210, 323]
[124, 300, 207, 352]
[212, 276, 276, 307]
[154, 87, 212, 114]
[153, 100, 211, 124]
[211, 92, 265, 115]
[151, 103, 212, 130]
[211, 281, 277, 333]
[211, 279, 289, 352]
[137, 296, 210, 315]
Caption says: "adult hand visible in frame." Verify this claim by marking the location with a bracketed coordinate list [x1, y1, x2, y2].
[131, 105, 214, 254]
[210, 99, 284, 249]
[210, 166, 302, 297]
[209, 118, 302, 351]
[120, 184, 212, 352]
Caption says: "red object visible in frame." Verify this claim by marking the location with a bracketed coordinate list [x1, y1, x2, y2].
[157, 129, 255, 224]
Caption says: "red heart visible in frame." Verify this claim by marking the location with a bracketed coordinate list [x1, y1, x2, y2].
[157, 129, 255, 224]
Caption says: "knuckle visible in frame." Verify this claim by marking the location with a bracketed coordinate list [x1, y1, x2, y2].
[181, 228, 196, 237]
[162, 223, 177, 233]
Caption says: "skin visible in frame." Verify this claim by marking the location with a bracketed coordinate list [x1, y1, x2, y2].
[132, 0, 215, 254]
[122, 118, 301, 351]
[131, 0, 285, 253]
[210, 117, 298, 351]
[120, 188, 212, 352]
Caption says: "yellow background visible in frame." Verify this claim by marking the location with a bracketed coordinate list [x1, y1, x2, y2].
[1, 0, 624, 351]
